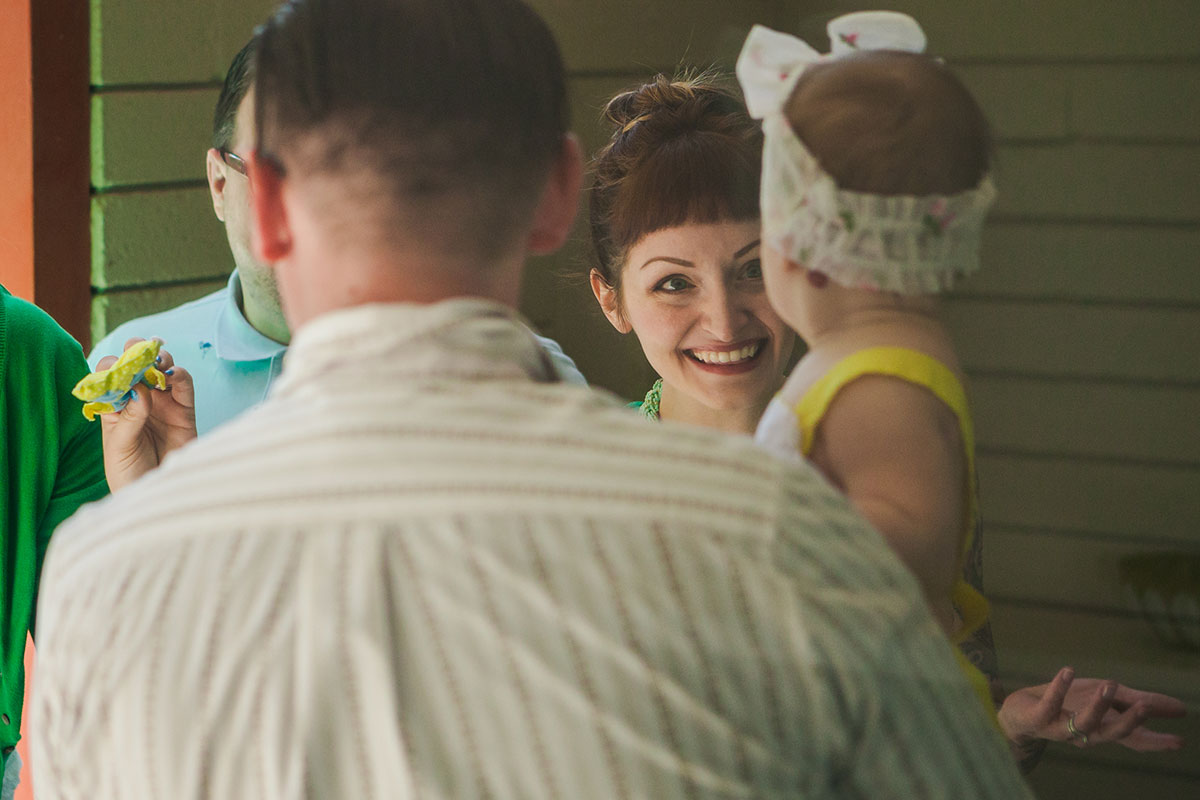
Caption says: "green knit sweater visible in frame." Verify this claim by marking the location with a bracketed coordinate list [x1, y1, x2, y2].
[0, 286, 108, 769]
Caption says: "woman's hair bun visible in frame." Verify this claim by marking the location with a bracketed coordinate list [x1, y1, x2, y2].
[588, 70, 763, 287]
[601, 72, 737, 138]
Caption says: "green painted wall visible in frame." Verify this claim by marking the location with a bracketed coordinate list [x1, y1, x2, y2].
[88, 0, 280, 345]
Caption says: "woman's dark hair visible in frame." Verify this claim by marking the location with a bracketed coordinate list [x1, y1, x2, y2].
[589, 74, 763, 290]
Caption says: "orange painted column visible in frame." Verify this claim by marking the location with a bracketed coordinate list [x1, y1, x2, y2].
[0, 0, 91, 343]
[2, 2, 90, 797]
[0, 0, 35, 301]
[0, 1, 36, 797]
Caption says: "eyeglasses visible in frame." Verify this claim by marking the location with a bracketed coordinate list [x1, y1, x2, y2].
[220, 148, 248, 176]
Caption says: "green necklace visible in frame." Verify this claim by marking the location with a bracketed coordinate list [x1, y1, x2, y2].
[640, 378, 663, 421]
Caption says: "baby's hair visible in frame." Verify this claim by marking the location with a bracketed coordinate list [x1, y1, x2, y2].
[784, 50, 992, 196]
[589, 72, 762, 291]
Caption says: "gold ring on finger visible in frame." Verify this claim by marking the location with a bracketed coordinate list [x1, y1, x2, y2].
[1067, 713, 1089, 745]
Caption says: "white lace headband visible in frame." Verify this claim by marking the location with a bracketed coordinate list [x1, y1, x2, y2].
[736, 13, 997, 295]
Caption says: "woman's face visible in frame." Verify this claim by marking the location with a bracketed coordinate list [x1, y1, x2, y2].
[596, 219, 795, 418]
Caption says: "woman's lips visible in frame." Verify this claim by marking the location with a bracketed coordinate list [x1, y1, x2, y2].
[684, 339, 766, 374]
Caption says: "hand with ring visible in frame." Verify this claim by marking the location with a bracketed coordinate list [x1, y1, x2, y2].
[998, 666, 1187, 752]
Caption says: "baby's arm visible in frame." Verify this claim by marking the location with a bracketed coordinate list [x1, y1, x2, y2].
[808, 376, 967, 635]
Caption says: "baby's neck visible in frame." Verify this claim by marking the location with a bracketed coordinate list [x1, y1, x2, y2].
[782, 291, 958, 403]
[800, 287, 943, 350]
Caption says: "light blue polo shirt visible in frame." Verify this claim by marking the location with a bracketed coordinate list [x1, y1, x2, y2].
[91, 271, 587, 435]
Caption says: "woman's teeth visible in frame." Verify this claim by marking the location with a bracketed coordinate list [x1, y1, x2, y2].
[689, 342, 761, 365]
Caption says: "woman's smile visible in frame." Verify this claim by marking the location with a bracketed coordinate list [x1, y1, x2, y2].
[683, 338, 766, 373]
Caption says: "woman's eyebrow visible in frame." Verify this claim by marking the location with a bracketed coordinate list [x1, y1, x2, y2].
[734, 239, 761, 259]
[639, 256, 695, 270]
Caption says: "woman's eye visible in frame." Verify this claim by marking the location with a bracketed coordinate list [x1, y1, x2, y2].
[741, 259, 763, 280]
[655, 275, 692, 293]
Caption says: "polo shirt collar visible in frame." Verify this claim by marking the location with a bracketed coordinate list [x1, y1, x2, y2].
[213, 270, 289, 362]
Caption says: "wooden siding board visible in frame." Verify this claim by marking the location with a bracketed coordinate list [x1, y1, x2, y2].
[961, 223, 1200, 305]
[992, 604, 1200, 707]
[994, 144, 1200, 222]
[91, 280, 226, 345]
[91, 188, 230, 290]
[1025, 754, 1200, 800]
[93, 0, 785, 84]
[812, 1, 1200, 60]
[90, 0, 280, 86]
[946, 299, 1200, 383]
[979, 454, 1200, 543]
[92, 89, 219, 188]
[985, 526, 1197, 612]
[971, 376, 1200, 464]
[956, 65, 1069, 142]
[528, 0, 779, 73]
[1069, 65, 1200, 142]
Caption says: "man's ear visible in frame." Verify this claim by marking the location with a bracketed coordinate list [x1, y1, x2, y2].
[589, 269, 631, 333]
[246, 151, 291, 264]
[527, 133, 584, 255]
[206, 148, 228, 222]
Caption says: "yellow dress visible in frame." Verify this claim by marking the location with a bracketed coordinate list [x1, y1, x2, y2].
[788, 346, 996, 722]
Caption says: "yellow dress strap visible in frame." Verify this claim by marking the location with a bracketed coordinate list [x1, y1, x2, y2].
[794, 347, 973, 459]
[794, 347, 990, 646]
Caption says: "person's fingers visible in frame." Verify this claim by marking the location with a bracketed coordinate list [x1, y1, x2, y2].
[154, 346, 175, 372]
[122, 337, 147, 351]
[98, 384, 151, 428]
[163, 365, 196, 412]
[1033, 667, 1075, 731]
[95, 355, 118, 371]
[97, 385, 155, 492]
[1118, 727, 1186, 752]
[1094, 702, 1149, 744]
[1071, 681, 1118, 740]
[1109, 685, 1188, 717]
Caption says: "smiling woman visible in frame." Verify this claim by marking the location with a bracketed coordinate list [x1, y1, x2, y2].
[588, 74, 796, 434]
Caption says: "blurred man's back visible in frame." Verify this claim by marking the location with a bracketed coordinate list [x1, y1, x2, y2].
[31, 1, 1031, 797]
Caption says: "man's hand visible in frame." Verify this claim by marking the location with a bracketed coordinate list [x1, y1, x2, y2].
[97, 338, 197, 491]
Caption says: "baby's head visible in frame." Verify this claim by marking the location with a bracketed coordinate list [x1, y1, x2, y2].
[737, 20, 997, 332]
[784, 50, 991, 199]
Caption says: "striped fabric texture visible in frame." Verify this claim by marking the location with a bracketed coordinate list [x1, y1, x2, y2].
[32, 300, 1031, 799]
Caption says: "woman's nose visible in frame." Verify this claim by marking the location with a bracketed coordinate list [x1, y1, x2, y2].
[701, 288, 748, 341]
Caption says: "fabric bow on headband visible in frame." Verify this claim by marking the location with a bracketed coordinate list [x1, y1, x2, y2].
[734, 12, 997, 296]
[737, 11, 927, 121]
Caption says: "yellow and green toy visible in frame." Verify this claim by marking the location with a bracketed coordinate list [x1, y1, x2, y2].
[71, 339, 167, 421]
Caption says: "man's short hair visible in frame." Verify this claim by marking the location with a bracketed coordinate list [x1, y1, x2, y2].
[212, 38, 257, 151]
[253, 0, 569, 256]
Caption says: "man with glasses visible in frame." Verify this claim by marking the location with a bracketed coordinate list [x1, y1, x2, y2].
[89, 38, 585, 435]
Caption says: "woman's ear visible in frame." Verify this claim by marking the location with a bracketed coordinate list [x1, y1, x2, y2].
[589, 270, 631, 333]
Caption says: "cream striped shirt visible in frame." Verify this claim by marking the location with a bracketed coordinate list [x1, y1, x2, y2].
[33, 300, 1030, 799]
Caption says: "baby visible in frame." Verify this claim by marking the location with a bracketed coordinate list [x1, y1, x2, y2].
[739, 12, 1000, 715]
[738, 13, 1189, 756]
